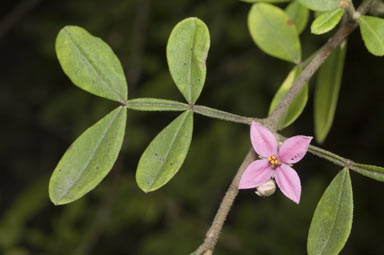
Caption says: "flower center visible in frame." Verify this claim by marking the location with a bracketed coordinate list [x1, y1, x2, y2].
[267, 155, 281, 168]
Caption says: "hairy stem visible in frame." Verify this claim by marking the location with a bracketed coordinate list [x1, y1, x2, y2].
[190, 149, 256, 255]
[191, 1, 375, 254]
[192, 105, 257, 125]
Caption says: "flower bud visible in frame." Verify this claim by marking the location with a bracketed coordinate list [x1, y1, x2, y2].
[255, 179, 276, 197]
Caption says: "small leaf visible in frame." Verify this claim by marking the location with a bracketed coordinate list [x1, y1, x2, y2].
[136, 111, 193, 192]
[269, 66, 308, 129]
[359, 16, 384, 56]
[311, 8, 344, 34]
[56, 26, 128, 102]
[240, 0, 290, 3]
[49, 107, 127, 205]
[299, 0, 340, 11]
[167, 18, 210, 104]
[126, 98, 188, 111]
[248, 3, 301, 63]
[350, 163, 384, 182]
[285, 0, 310, 34]
[314, 41, 347, 143]
[307, 168, 353, 255]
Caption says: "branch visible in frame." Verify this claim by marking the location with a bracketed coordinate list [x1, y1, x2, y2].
[268, 26, 354, 130]
[190, 149, 256, 255]
[191, 1, 376, 254]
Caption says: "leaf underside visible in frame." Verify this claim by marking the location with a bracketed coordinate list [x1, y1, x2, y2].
[49, 107, 127, 205]
[307, 168, 353, 255]
[136, 111, 193, 192]
[167, 18, 210, 104]
[248, 3, 302, 63]
[56, 26, 128, 101]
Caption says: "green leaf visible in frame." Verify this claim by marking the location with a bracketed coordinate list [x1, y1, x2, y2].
[240, 0, 290, 3]
[269, 66, 308, 129]
[307, 168, 353, 255]
[359, 16, 384, 56]
[311, 8, 344, 34]
[314, 41, 347, 143]
[350, 163, 384, 182]
[248, 3, 301, 63]
[136, 111, 193, 192]
[56, 26, 128, 102]
[49, 106, 127, 205]
[299, 0, 340, 11]
[126, 98, 188, 111]
[285, 0, 310, 34]
[166, 18, 210, 104]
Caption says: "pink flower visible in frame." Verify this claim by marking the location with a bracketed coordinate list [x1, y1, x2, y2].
[239, 121, 312, 204]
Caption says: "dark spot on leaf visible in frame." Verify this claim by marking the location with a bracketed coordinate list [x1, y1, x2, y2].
[287, 19, 294, 26]
[183, 62, 187, 66]
[154, 153, 158, 156]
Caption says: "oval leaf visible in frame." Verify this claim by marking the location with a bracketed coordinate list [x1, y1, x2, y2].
[49, 107, 127, 205]
[311, 8, 344, 34]
[167, 18, 210, 104]
[56, 26, 128, 102]
[285, 0, 310, 34]
[350, 163, 384, 182]
[269, 65, 308, 129]
[299, 0, 340, 11]
[248, 3, 301, 63]
[126, 98, 188, 111]
[359, 16, 384, 56]
[314, 41, 347, 143]
[136, 111, 193, 192]
[307, 168, 353, 255]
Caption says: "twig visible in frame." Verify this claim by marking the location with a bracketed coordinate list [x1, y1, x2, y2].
[190, 149, 256, 255]
[267, 0, 376, 131]
[191, 1, 376, 254]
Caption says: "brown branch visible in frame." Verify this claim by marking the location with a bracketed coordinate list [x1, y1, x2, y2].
[268, 0, 376, 131]
[191, 1, 376, 254]
[190, 148, 256, 255]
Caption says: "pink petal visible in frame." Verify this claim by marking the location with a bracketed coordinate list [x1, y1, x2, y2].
[238, 160, 273, 189]
[250, 121, 278, 158]
[278, 136, 312, 164]
[274, 164, 301, 204]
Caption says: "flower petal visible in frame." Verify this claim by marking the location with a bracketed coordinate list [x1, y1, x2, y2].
[250, 121, 278, 158]
[279, 136, 312, 164]
[239, 160, 273, 189]
[275, 164, 301, 204]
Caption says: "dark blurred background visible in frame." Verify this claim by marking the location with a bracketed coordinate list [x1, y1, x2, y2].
[1, 0, 384, 254]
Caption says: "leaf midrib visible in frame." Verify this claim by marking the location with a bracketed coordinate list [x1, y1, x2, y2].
[319, 170, 346, 254]
[315, 9, 342, 32]
[64, 28, 124, 100]
[360, 18, 384, 53]
[187, 20, 197, 103]
[147, 112, 189, 190]
[56, 107, 122, 203]
[257, 5, 299, 63]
